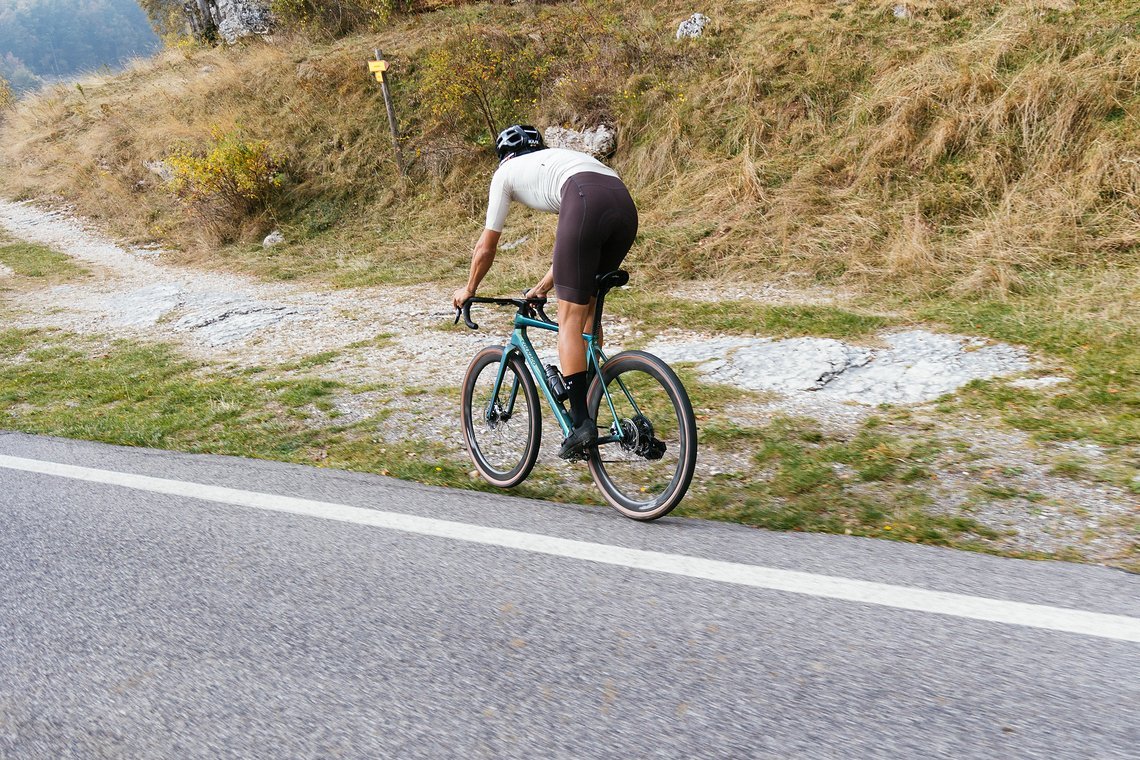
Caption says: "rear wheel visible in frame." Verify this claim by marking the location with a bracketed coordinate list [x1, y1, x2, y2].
[587, 351, 697, 520]
[461, 345, 541, 488]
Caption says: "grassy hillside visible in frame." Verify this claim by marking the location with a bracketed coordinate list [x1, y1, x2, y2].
[0, 0, 1136, 448]
[0, 0, 1135, 284]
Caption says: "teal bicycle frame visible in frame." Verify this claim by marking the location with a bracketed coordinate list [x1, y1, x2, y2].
[487, 311, 641, 444]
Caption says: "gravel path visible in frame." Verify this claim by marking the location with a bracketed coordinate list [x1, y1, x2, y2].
[0, 200, 1032, 412]
[0, 201, 482, 389]
[1, 199, 1135, 566]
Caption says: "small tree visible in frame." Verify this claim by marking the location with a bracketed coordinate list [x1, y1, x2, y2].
[137, 0, 194, 38]
[270, 0, 404, 35]
[420, 32, 549, 146]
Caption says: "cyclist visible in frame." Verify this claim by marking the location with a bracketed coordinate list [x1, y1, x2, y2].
[452, 124, 638, 460]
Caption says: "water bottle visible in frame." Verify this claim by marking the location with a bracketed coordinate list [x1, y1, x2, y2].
[545, 364, 569, 401]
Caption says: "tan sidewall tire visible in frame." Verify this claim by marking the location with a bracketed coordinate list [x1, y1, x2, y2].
[586, 351, 698, 520]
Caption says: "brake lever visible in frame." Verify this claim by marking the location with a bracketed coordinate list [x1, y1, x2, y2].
[461, 301, 478, 330]
[521, 292, 555, 325]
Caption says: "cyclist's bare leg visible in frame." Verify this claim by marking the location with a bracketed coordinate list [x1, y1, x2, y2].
[557, 298, 594, 375]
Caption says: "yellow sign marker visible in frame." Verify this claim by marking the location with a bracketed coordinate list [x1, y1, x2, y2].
[368, 60, 389, 73]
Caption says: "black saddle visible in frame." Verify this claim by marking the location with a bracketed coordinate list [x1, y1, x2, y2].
[596, 270, 629, 295]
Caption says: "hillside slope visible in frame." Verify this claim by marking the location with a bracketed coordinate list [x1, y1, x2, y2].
[1, 0, 1136, 289]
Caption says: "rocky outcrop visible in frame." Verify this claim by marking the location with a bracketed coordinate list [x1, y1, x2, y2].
[544, 125, 617, 159]
[185, 0, 273, 44]
[215, 0, 273, 43]
[646, 331, 1031, 408]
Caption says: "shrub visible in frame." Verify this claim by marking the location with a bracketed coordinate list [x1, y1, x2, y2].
[535, 6, 667, 128]
[418, 30, 550, 146]
[269, 0, 409, 36]
[167, 129, 286, 242]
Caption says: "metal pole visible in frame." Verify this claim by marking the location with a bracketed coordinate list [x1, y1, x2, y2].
[374, 49, 407, 177]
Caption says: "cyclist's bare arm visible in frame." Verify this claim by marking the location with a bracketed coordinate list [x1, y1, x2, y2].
[526, 265, 555, 299]
[453, 229, 501, 307]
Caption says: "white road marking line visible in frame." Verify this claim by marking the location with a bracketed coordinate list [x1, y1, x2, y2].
[2, 453, 1138, 643]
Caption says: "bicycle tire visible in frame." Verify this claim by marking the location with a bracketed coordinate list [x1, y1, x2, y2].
[461, 345, 542, 488]
[586, 350, 698, 520]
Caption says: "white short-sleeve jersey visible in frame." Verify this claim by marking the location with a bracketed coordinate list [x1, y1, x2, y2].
[484, 148, 620, 232]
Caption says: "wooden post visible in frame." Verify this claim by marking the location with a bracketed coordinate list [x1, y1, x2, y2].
[373, 49, 407, 177]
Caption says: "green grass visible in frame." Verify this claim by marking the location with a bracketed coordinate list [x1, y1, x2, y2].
[678, 414, 1002, 546]
[0, 327, 501, 488]
[1048, 457, 1089, 479]
[278, 350, 342, 371]
[909, 280, 1140, 446]
[1, 331, 313, 453]
[1, 326, 1130, 566]
[820, 424, 940, 483]
[0, 241, 88, 280]
[609, 295, 895, 340]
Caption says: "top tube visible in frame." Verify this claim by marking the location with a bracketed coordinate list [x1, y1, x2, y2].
[514, 313, 558, 333]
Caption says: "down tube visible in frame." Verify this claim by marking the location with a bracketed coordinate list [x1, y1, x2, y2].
[511, 328, 573, 436]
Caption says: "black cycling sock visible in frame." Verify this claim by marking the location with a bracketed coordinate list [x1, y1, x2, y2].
[564, 371, 589, 428]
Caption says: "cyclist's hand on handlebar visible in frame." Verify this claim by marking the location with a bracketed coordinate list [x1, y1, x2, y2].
[524, 285, 548, 301]
[452, 287, 473, 309]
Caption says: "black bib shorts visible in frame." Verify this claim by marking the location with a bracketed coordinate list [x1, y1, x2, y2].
[552, 172, 638, 305]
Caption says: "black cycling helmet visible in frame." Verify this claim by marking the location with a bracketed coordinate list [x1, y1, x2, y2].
[495, 124, 545, 162]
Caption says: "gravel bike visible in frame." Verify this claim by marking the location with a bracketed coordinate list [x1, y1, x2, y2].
[456, 270, 697, 521]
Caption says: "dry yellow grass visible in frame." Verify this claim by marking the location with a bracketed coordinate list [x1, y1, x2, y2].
[0, 0, 1135, 298]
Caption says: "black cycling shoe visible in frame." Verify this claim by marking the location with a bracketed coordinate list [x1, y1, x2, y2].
[558, 420, 597, 461]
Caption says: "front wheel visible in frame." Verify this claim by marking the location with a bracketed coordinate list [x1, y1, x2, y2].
[587, 351, 698, 520]
[461, 345, 542, 488]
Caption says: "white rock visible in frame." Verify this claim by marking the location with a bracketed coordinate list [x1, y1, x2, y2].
[646, 330, 1031, 407]
[262, 230, 285, 247]
[215, 0, 273, 44]
[171, 291, 301, 347]
[544, 125, 617, 159]
[676, 12, 710, 39]
[0, 263, 13, 278]
[500, 236, 530, 251]
[144, 160, 174, 183]
[893, 4, 911, 18]
[111, 284, 185, 327]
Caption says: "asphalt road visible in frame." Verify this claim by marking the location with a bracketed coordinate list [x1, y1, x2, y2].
[1, 431, 1137, 759]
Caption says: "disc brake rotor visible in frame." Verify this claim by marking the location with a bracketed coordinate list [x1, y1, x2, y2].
[614, 415, 665, 460]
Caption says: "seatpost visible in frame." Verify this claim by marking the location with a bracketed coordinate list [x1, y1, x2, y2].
[591, 290, 607, 339]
